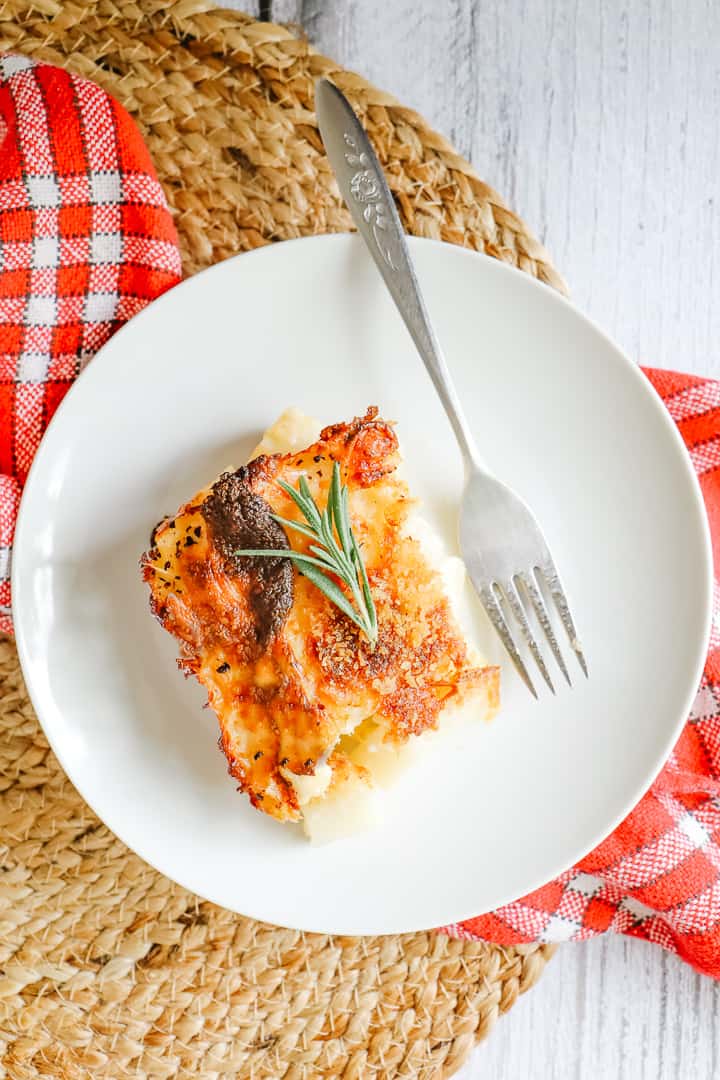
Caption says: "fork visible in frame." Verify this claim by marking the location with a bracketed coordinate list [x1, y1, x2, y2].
[314, 78, 587, 696]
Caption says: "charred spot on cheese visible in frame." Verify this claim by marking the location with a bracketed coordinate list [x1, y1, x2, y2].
[201, 467, 293, 644]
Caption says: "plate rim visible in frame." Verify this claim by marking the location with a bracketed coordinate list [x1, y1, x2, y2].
[12, 233, 714, 934]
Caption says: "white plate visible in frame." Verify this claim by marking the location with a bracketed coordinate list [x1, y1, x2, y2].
[13, 235, 712, 935]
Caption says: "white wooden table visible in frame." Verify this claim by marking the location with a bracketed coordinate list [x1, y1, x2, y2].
[235, 2, 720, 1075]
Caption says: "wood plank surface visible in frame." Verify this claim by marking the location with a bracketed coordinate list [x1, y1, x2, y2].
[233, 2, 720, 1076]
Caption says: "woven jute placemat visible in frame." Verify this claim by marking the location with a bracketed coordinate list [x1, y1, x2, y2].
[0, 3, 559, 1077]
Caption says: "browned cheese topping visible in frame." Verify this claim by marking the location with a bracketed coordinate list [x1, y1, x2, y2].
[141, 408, 499, 822]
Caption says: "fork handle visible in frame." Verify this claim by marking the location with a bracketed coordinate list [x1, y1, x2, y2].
[315, 78, 483, 474]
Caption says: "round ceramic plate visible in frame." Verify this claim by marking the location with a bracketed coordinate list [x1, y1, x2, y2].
[13, 235, 712, 935]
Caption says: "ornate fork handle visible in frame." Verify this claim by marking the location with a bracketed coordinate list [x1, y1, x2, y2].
[315, 78, 482, 474]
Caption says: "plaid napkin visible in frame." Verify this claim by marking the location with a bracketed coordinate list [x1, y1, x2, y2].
[0, 53, 181, 630]
[3, 56, 720, 978]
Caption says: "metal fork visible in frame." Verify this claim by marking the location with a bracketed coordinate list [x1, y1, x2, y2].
[315, 78, 587, 696]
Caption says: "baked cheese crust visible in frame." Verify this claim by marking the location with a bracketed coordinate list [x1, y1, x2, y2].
[142, 408, 500, 829]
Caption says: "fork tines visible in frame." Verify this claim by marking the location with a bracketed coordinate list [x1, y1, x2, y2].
[480, 562, 587, 698]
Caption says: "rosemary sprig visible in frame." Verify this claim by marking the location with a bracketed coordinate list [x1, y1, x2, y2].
[236, 462, 378, 648]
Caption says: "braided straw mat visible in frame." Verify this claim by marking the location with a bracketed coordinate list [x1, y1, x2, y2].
[0, 3, 561, 1077]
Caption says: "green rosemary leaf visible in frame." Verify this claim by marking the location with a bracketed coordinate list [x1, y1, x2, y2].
[234, 549, 333, 572]
[278, 478, 321, 530]
[308, 543, 340, 568]
[293, 560, 367, 630]
[297, 476, 323, 527]
[318, 504, 347, 571]
[270, 513, 317, 542]
[352, 530, 377, 635]
[329, 462, 352, 554]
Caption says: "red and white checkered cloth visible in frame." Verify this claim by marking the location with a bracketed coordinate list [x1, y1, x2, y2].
[0, 53, 181, 630]
[3, 55, 720, 978]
